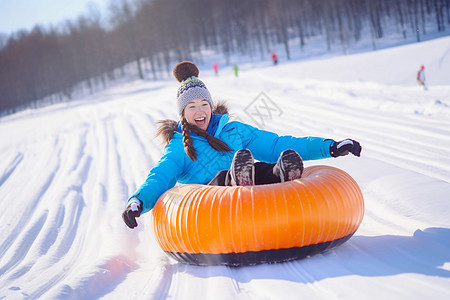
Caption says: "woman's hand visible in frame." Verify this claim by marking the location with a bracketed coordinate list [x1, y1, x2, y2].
[330, 139, 362, 157]
[122, 199, 143, 229]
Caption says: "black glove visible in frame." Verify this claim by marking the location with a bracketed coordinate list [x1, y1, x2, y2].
[330, 139, 361, 157]
[122, 199, 143, 229]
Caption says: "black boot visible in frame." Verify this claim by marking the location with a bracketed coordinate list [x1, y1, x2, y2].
[228, 149, 255, 186]
[273, 149, 303, 182]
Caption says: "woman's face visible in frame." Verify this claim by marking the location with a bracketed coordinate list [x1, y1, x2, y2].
[183, 98, 212, 131]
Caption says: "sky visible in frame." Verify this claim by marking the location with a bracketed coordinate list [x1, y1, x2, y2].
[0, 0, 111, 36]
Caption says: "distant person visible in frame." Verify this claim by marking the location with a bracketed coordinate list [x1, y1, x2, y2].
[212, 62, 219, 76]
[233, 65, 239, 77]
[417, 65, 427, 90]
[271, 52, 278, 65]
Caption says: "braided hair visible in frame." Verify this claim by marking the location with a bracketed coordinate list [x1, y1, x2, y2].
[180, 114, 232, 161]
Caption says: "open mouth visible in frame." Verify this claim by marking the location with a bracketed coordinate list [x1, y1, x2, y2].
[195, 117, 206, 127]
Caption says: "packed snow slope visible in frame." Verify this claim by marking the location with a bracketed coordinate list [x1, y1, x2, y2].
[1, 36, 450, 300]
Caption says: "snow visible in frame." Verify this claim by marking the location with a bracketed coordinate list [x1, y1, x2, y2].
[1, 35, 450, 299]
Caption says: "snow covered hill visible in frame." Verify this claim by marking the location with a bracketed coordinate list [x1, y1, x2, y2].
[1, 36, 450, 299]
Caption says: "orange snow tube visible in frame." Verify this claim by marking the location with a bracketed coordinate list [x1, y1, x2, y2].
[152, 166, 364, 266]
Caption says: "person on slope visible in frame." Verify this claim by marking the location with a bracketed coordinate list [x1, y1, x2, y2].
[233, 64, 239, 77]
[271, 51, 278, 65]
[417, 65, 427, 90]
[212, 62, 219, 76]
[122, 61, 362, 229]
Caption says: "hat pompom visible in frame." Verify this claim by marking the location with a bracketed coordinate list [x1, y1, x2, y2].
[173, 61, 199, 83]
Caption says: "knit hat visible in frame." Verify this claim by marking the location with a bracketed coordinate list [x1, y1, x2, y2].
[173, 61, 213, 115]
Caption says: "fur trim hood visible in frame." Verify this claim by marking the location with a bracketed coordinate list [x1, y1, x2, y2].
[156, 101, 229, 146]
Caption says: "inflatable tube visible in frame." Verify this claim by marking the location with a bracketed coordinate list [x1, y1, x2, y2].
[152, 165, 364, 266]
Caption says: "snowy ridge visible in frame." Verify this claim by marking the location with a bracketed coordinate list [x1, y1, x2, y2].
[1, 36, 450, 299]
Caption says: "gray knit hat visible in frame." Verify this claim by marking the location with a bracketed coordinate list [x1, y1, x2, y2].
[173, 61, 213, 115]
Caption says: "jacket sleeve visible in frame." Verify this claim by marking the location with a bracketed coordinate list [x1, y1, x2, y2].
[129, 140, 186, 214]
[235, 122, 333, 162]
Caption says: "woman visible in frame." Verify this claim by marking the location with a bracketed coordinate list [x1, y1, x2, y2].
[122, 61, 361, 229]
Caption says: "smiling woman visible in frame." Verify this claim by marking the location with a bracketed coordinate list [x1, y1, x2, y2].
[183, 99, 212, 131]
[121, 61, 362, 233]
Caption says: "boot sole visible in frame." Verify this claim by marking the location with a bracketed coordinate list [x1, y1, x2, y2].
[279, 150, 303, 182]
[230, 149, 255, 186]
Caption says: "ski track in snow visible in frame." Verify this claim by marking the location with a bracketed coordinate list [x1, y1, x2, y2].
[1, 36, 450, 299]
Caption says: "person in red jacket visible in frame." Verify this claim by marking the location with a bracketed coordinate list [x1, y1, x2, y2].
[417, 65, 427, 90]
[271, 52, 278, 65]
[212, 62, 219, 76]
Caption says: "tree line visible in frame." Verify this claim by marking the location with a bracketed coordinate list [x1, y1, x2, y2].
[1, 0, 449, 115]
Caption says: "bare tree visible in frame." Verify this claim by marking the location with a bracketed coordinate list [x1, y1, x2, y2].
[1, 0, 449, 115]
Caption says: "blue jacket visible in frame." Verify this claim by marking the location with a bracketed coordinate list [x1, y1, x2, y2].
[131, 113, 333, 213]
